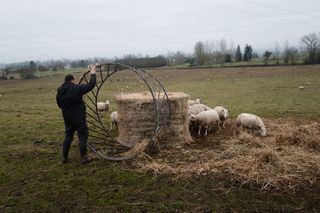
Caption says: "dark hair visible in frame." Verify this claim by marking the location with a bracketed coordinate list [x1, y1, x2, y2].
[65, 74, 75, 82]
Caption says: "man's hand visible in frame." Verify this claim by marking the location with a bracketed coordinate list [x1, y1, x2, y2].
[89, 64, 98, 74]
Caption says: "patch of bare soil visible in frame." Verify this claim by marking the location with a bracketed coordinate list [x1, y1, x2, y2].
[133, 118, 320, 192]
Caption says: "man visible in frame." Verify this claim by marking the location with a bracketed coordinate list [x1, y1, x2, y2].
[56, 64, 97, 164]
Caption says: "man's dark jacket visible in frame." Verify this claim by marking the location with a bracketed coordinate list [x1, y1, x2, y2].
[56, 74, 96, 123]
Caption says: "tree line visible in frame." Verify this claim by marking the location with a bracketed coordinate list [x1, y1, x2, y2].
[1, 31, 320, 80]
[193, 32, 320, 66]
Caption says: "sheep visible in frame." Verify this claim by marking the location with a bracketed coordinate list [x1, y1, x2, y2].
[97, 100, 110, 111]
[188, 98, 201, 106]
[190, 109, 221, 136]
[214, 106, 229, 128]
[110, 111, 119, 130]
[188, 104, 211, 132]
[298, 86, 306, 90]
[188, 103, 211, 116]
[235, 113, 267, 137]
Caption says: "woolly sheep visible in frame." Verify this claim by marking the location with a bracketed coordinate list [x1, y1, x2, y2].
[190, 109, 221, 136]
[298, 86, 306, 90]
[214, 106, 229, 128]
[188, 104, 211, 116]
[188, 104, 211, 132]
[110, 111, 119, 130]
[188, 98, 201, 106]
[235, 113, 267, 137]
[97, 100, 110, 111]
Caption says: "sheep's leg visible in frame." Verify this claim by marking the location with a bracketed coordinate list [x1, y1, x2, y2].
[217, 121, 221, 131]
[110, 121, 113, 130]
[198, 125, 201, 135]
[204, 125, 208, 136]
[223, 121, 226, 129]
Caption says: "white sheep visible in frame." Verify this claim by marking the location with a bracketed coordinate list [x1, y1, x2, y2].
[190, 109, 221, 136]
[298, 86, 306, 90]
[188, 103, 211, 116]
[188, 104, 211, 132]
[97, 100, 110, 111]
[110, 111, 119, 130]
[214, 106, 229, 128]
[188, 98, 201, 106]
[235, 113, 267, 137]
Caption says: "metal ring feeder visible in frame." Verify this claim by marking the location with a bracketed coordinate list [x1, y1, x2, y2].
[79, 63, 170, 161]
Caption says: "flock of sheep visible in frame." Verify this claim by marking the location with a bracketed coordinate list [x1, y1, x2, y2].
[97, 97, 267, 138]
[188, 99, 267, 137]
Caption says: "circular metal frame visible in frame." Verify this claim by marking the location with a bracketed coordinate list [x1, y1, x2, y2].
[79, 63, 170, 161]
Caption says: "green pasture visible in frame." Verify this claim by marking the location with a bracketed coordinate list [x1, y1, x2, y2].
[0, 65, 319, 212]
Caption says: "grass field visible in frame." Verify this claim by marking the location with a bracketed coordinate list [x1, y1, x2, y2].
[0, 65, 320, 212]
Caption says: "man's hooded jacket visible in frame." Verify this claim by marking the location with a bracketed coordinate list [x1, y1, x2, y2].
[56, 74, 96, 123]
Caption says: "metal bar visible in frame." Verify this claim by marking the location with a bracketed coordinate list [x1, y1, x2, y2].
[86, 112, 101, 124]
[84, 102, 98, 116]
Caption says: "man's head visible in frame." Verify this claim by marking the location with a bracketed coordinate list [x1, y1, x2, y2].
[65, 74, 75, 84]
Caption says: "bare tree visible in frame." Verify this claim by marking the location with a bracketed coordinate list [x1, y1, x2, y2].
[287, 47, 299, 65]
[194, 41, 206, 66]
[283, 40, 290, 63]
[228, 40, 236, 64]
[273, 41, 281, 64]
[300, 32, 320, 64]
[204, 40, 214, 66]
[218, 39, 227, 66]
[166, 51, 186, 65]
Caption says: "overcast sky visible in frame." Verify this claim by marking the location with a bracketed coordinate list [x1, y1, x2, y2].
[0, 0, 319, 63]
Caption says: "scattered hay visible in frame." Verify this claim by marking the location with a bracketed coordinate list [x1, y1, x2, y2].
[132, 118, 320, 192]
[254, 148, 281, 167]
[120, 139, 149, 159]
[274, 122, 320, 151]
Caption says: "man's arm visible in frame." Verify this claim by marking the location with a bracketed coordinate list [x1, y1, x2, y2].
[56, 93, 62, 108]
[77, 64, 97, 95]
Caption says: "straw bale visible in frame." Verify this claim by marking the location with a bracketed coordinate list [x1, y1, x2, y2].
[114, 92, 192, 148]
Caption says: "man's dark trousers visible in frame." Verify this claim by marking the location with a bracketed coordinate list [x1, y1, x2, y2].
[63, 118, 89, 159]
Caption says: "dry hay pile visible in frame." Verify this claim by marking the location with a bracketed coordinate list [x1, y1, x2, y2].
[133, 118, 320, 192]
[114, 92, 192, 149]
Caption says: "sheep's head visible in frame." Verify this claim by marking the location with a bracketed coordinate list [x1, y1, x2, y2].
[190, 114, 198, 122]
[221, 108, 229, 119]
[195, 99, 201, 104]
[105, 100, 110, 111]
[259, 126, 267, 137]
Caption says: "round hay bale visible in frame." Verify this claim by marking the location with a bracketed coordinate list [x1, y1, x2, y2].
[114, 92, 192, 148]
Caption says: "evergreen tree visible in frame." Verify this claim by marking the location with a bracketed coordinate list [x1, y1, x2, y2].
[235, 45, 242, 62]
[29, 60, 37, 72]
[243, 44, 253, 62]
[263, 51, 273, 65]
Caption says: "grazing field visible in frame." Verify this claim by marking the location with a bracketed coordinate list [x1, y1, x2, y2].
[0, 65, 320, 212]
